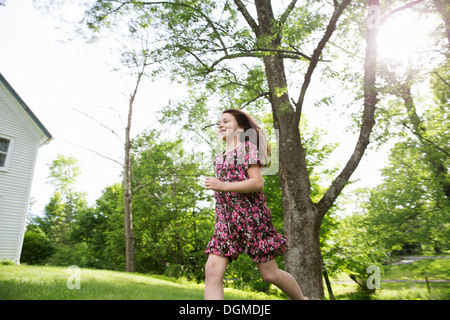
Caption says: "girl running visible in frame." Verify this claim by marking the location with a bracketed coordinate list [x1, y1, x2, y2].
[204, 108, 308, 300]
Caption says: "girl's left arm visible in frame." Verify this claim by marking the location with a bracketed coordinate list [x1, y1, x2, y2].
[205, 164, 264, 193]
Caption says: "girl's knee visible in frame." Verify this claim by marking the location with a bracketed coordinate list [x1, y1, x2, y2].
[258, 260, 280, 284]
[205, 255, 227, 281]
[205, 260, 218, 278]
[261, 269, 278, 284]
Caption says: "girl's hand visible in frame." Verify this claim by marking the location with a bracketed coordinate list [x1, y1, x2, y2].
[205, 177, 224, 192]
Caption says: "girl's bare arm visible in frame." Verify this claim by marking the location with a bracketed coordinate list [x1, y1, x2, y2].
[205, 165, 264, 193]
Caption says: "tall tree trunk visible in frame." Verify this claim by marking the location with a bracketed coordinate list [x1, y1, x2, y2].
[123, 70, 145, 273]
[253, 0, 325, 300]
[124, 91, 136, 273]
[252, 0, 377, 300]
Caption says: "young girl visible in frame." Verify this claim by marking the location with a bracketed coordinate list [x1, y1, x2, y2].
[204, 108, 308, 300]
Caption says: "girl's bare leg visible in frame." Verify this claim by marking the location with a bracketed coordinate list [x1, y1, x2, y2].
[257, 259, 309, 300]
[204, 254, 229, 300]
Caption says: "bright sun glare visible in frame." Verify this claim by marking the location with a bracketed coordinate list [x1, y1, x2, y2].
[377, 11, 431, 63]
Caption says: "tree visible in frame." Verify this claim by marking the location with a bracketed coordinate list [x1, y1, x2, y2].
[238, 0, 377, 300]
[364, 64, 450, 254]
[38, 155, 85, 245]
[71, 21, 156, 272]
[93, 183, 126, 270]
[23, 155, 93, 265]
[323, 211, 387, 298]
[365, 141, 449, 254]
[122, 45, 149, 273]
[364, 0, 449, 256]
[84, 0, 381, 299]
[130, 130, 212, 276]
[47, 154, 81, 197]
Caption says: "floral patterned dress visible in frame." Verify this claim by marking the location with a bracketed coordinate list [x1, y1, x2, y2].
[204, 141, 288, 263]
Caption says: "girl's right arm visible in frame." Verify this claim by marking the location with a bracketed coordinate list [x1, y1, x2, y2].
[205, 164, 264, 193]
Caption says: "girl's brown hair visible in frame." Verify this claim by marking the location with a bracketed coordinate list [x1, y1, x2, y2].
[222, 108, 271, 166]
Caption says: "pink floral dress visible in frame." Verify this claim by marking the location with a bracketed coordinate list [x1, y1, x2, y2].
[205, 141, 288, 263]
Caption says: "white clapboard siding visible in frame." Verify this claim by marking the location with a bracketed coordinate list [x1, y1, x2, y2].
[0, 74, 51, 263]
[0, 96, 39, 262]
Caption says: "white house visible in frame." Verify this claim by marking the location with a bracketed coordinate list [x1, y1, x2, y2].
[0, 73, 52, 264]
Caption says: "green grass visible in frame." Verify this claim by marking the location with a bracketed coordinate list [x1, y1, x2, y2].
[324, 256, 450, 300]
[2, 257, 448, 300]
[383, 257, 450, 281]
[326, 280, 450, 300]
[0, 264, 282, 300]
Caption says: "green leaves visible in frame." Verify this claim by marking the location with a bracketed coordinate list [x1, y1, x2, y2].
[365, 137, 449, 253]
[282, 3, 328, 49]
[47, 154, 81, 197]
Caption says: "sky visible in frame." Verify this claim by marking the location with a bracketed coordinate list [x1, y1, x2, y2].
[0, 0, 426, 218]
[0, 0, 188, 215]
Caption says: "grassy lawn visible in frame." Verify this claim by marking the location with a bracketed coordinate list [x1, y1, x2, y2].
[324, 256, 450, 300]
[1, 256, 448, 300]
[325, 280, 450, 300]
[384, 257, 449, 280]
[0, 264, 283, 300]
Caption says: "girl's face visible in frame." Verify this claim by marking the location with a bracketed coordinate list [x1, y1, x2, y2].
[218, 113, 241, 141]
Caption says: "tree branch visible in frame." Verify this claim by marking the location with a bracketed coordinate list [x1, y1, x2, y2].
[233, 0, 260, 37]
[317, 0, 379, 217]
[434, 71, 450, 88]
[402, 122, 450, 158]
[251, 47, 313, 60]
[240, 92, 271, 109]
[206, 47, 316, 73]
[210, 52, 261, 69]
[280, 0, 298, 26]
[381, 0, 427, 24]
[210, 45, 314, 61]
[64, 140, 123, 166]
[132, 175, 161, 194]
[73, 107, 124, 144]
[294, 0, 352, 117]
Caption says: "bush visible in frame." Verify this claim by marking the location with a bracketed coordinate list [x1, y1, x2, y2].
[164, 264, 185, 278]
[21, 229, 54, 265]
[0, 259, 15, 265]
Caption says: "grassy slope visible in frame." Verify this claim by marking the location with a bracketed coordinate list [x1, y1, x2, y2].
[1, 257, 448, 300]
[0, 265, 282, 300]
